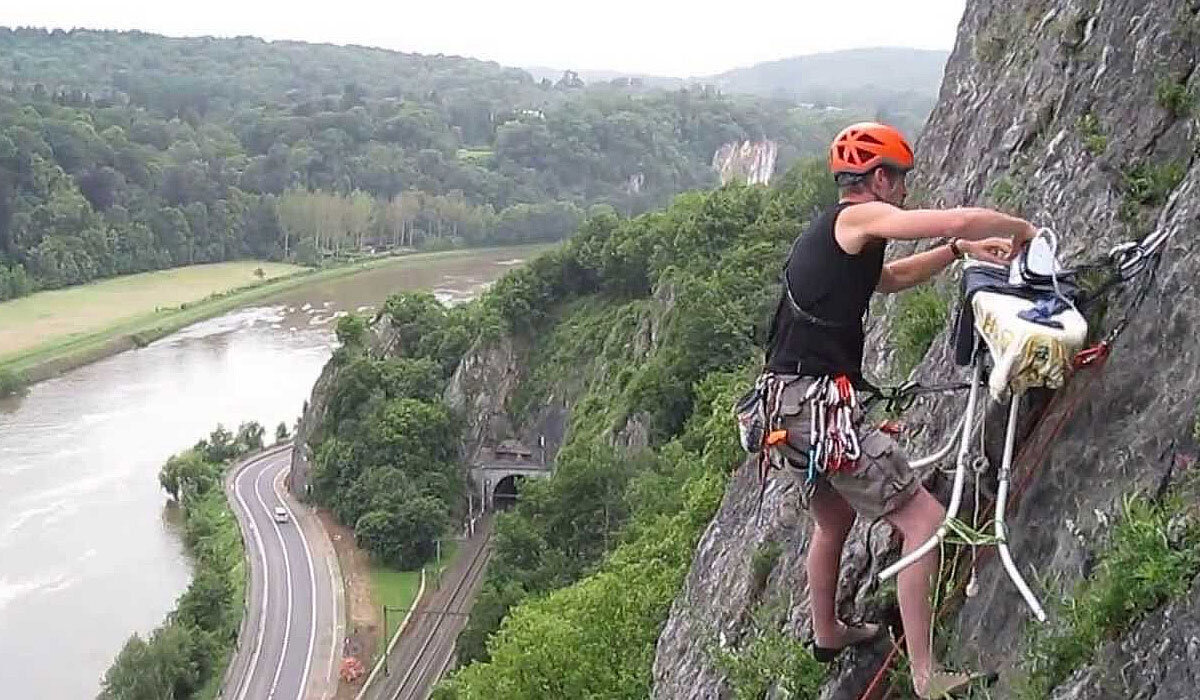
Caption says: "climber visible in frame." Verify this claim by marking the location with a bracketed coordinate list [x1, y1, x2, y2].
[763, 122, 1035, 698]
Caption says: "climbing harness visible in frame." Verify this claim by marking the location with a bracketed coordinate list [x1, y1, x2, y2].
[735, 372, 979, 525]
[737, 373, 869, 523]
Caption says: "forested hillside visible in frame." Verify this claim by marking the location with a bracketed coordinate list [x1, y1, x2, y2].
[0, 27, 857, 301]
[294, 157, 840, 696]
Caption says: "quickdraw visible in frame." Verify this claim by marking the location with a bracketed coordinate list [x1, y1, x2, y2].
[749, 373, 792, 524]
[803, 374, 862, 483]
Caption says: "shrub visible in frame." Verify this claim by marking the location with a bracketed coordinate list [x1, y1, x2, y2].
[1155, 76, 1195, 118]
[890, 286, 949, 377]
[1016, 491, 1200, 699]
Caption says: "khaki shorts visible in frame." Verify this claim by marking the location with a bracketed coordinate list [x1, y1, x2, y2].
[771, 376, 919, 519]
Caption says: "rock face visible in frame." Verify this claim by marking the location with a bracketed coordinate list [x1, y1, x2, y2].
[443, 334, 572, 466]
[653, 1, 1200, 697]
[713, 141, 779, 185]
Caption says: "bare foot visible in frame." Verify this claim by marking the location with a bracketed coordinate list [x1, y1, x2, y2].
[913, 669, 992, 699]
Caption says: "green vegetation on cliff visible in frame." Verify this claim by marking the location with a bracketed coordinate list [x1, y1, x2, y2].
[425, 161, 838, 696]
[307, 297, 491, 568]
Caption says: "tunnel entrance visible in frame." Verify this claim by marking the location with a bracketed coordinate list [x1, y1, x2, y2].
[493, 474, 522, 510]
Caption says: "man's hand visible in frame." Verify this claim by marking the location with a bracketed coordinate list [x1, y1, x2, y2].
[961, 237, 1013, 264]
[1011, 222, 1037, 253]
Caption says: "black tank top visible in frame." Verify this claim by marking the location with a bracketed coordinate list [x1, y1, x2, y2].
[765, 202, 887, 379]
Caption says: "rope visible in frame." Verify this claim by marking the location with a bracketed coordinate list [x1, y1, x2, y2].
[863, 381, 974, 415]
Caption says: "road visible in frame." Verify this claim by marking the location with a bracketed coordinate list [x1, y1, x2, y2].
[224, 445, 343, 700]
[367, 518, 493, 700]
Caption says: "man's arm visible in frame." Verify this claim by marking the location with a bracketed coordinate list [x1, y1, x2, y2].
[838, 201, 1035, 253]
[878, 237, 1014, 293]
[877, 245, 956, 293]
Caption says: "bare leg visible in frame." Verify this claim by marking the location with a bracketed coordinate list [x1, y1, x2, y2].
[884, 486, 946, 693]
[807, 482, 859, 647]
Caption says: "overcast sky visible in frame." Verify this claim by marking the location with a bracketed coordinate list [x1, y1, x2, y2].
[6, 1, 967, 77]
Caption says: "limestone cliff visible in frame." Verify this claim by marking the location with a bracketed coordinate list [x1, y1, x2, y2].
[653, 1, 1200, 697]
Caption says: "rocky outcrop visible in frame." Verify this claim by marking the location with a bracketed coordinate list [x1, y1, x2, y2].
[713, 141, 779, 186]
[1051, 574, 1200, 699]
[654, 1, 1200, 696]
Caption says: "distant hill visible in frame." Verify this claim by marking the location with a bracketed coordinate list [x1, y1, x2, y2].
[526, 48, 948, 103]
[525, 48, 947, 133]
[701, 47, 950, 103]
[524, 66, 684, 90]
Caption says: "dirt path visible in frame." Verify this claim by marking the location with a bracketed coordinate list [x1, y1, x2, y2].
[316, 510, 381, 699]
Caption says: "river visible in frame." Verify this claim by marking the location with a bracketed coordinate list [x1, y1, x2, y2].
[0, 246, 542, 698]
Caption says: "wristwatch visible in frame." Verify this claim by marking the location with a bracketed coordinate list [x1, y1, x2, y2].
[948, 238, 965, 260]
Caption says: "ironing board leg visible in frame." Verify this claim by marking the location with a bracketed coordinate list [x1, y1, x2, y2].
[996, 391, 1048, 622]
[879, 358, 984, 582]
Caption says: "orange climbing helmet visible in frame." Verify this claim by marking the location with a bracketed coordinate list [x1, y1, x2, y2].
[828, 122, 915, 176]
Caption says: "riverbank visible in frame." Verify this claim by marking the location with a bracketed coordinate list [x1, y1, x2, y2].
[100, 433, 263, 699]
[0, 246, 546, 391]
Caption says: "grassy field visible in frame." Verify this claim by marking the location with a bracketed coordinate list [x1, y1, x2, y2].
[371, 566, 422, 643]
[0, 261, 301, 357]
[370, 541, 459, 647]
[0, 248, 538, 387]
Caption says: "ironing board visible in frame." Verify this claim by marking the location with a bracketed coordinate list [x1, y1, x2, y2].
[878, 248, 1087, 623]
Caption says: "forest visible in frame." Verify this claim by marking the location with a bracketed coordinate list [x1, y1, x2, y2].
[0, 27, 885, 301]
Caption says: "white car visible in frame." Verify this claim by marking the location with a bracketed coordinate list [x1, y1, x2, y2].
[273, 506, 289, 523]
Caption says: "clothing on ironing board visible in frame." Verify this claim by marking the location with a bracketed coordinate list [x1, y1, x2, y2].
[1017, 295, 1072, 329]
[953, 263, 1081, 365]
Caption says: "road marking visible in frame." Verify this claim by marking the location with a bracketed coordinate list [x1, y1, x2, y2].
[273, 465, 318, 700]
[252, 455, 295, 699]
[231, 454, 273, 700]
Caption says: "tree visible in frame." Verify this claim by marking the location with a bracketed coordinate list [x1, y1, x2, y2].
[235, 421, 265, 453]
[345, 190, 374, 250]
[98, 624, 201, 699]
[354, 494, 449, 568]
[159, 450, 217, 502]
[275, 422, 290, 442]
[195, 424, 237, 462]
[335, 313, 368, 351]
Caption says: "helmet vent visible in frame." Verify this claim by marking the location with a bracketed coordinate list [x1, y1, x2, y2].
[857, 133, 884, 146]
